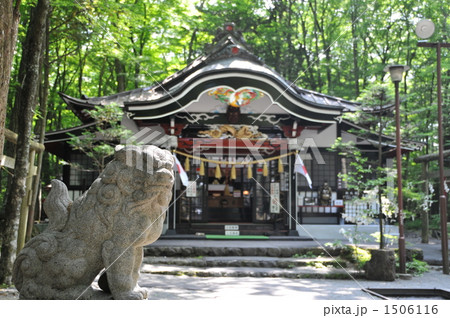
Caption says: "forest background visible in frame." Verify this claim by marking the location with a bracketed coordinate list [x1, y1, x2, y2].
[0, 0, 448, 271]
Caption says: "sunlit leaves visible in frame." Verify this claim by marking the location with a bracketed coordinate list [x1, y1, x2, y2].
[5, 0, 448, 216]
[67, 103, 132, 171]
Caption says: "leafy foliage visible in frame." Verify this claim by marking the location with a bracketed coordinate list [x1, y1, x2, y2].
[370, 232, 398, 247]
[1, 0, 448, 228]
[67, 103, 133, 171]
[341, 245, 371, 270]
[330, 137, 397, 249]
[405, 258, 429, 276]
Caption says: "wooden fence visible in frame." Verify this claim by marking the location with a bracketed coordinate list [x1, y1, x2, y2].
[1, 128, 45, 252]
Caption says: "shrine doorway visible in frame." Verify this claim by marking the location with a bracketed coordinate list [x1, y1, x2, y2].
[176, 156, 290, 234]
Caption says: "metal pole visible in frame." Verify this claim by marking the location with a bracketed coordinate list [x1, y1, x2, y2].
[295, 157, 298, 228]
[417, 41, 450, 274]
[395, 81, 406, 274]
[288, 154, 292, 230]
[173, 173, 177, 231]
[436, 43, 449, 274]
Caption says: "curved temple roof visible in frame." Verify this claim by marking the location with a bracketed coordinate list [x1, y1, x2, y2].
[60, 25, 360, 124]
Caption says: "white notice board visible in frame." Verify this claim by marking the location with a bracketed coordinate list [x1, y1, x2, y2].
[270, 183, 280, 213]
[186, 181, 197, 197]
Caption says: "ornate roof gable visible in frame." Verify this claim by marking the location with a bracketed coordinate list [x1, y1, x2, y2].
[60, 23, 360, 123]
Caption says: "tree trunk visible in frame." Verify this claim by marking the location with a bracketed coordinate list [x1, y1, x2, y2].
[0, 0, 21, 158]
[0, 0, 49, 285]
[115, 58, 126, 93]
[351, 6, 360, 98]
[187, 29, 197, 64]
[414, 149, 450, 163]
[98, 59, 105, 96]
[26, 9, 51, 242]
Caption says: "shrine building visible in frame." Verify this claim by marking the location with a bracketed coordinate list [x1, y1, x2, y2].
[45, 24, 411, 238]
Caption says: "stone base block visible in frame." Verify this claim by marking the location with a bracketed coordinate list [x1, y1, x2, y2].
[365, 249, 396, 281]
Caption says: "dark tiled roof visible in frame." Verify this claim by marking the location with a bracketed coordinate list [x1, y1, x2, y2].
[60, 26, 360, 122]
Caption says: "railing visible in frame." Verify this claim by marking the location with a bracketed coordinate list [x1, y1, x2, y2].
[297, 205, 342, 224]
[296, 199, 380, 225]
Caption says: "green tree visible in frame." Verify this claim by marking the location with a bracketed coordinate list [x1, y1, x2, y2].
[355, 84, 395, 249]
[1, 0, 447, 260]
[68, 103, 133, 172]
[0, 0, 21, 158]
[330, 137, 396, 250]
[0, 0, 50, 286]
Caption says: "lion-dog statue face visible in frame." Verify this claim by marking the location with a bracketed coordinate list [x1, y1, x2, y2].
[13, 145, 174, 299]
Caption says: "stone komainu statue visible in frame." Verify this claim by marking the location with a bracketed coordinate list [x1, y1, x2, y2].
[13, 146, 174, 299]
[318, 181, 332, 206]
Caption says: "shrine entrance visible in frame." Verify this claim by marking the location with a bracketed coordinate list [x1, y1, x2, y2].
[175, 153, 291, 235]
[206, 165, 252, 223]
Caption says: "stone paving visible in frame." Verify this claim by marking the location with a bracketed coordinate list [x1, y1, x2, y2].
[1, 235, 449, 300]
[2, 266, 449, 300]
[140, 266, 450, 300]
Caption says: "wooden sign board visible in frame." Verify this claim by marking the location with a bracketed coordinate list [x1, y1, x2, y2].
[270, 183, 280, 213]
[186, 181, 197, 197]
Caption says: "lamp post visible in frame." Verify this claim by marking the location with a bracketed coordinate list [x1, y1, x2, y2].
[416, 19, 450, 275]
[384, 64, 409, 274]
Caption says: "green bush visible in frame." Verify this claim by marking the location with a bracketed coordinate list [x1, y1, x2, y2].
[430, 214, 441, 230]
[404, 218, 422, 231]
[341, 245, 371, 269]
[405, 259, 429, 276]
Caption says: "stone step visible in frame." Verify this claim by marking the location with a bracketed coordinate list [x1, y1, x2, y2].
[140, 263, 363, 280]
[144, 245, 342, 258]
[176, 223, 290, 236]
[143, 256, 348, 269]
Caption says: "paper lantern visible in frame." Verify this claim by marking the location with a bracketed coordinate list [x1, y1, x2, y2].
[199, 161, 205, 176]
[278, 158, 284, 173]
[263, 162, 268, 177]
[224, 184, 231, 196]
[215, 164, 222, 179]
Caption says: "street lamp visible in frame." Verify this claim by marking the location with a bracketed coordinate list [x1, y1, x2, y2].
[384, 64, 409, 274]
[416, 19, 450, 275]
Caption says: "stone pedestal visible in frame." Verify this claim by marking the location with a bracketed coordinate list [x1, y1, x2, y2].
[365, 249, 396, 281]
